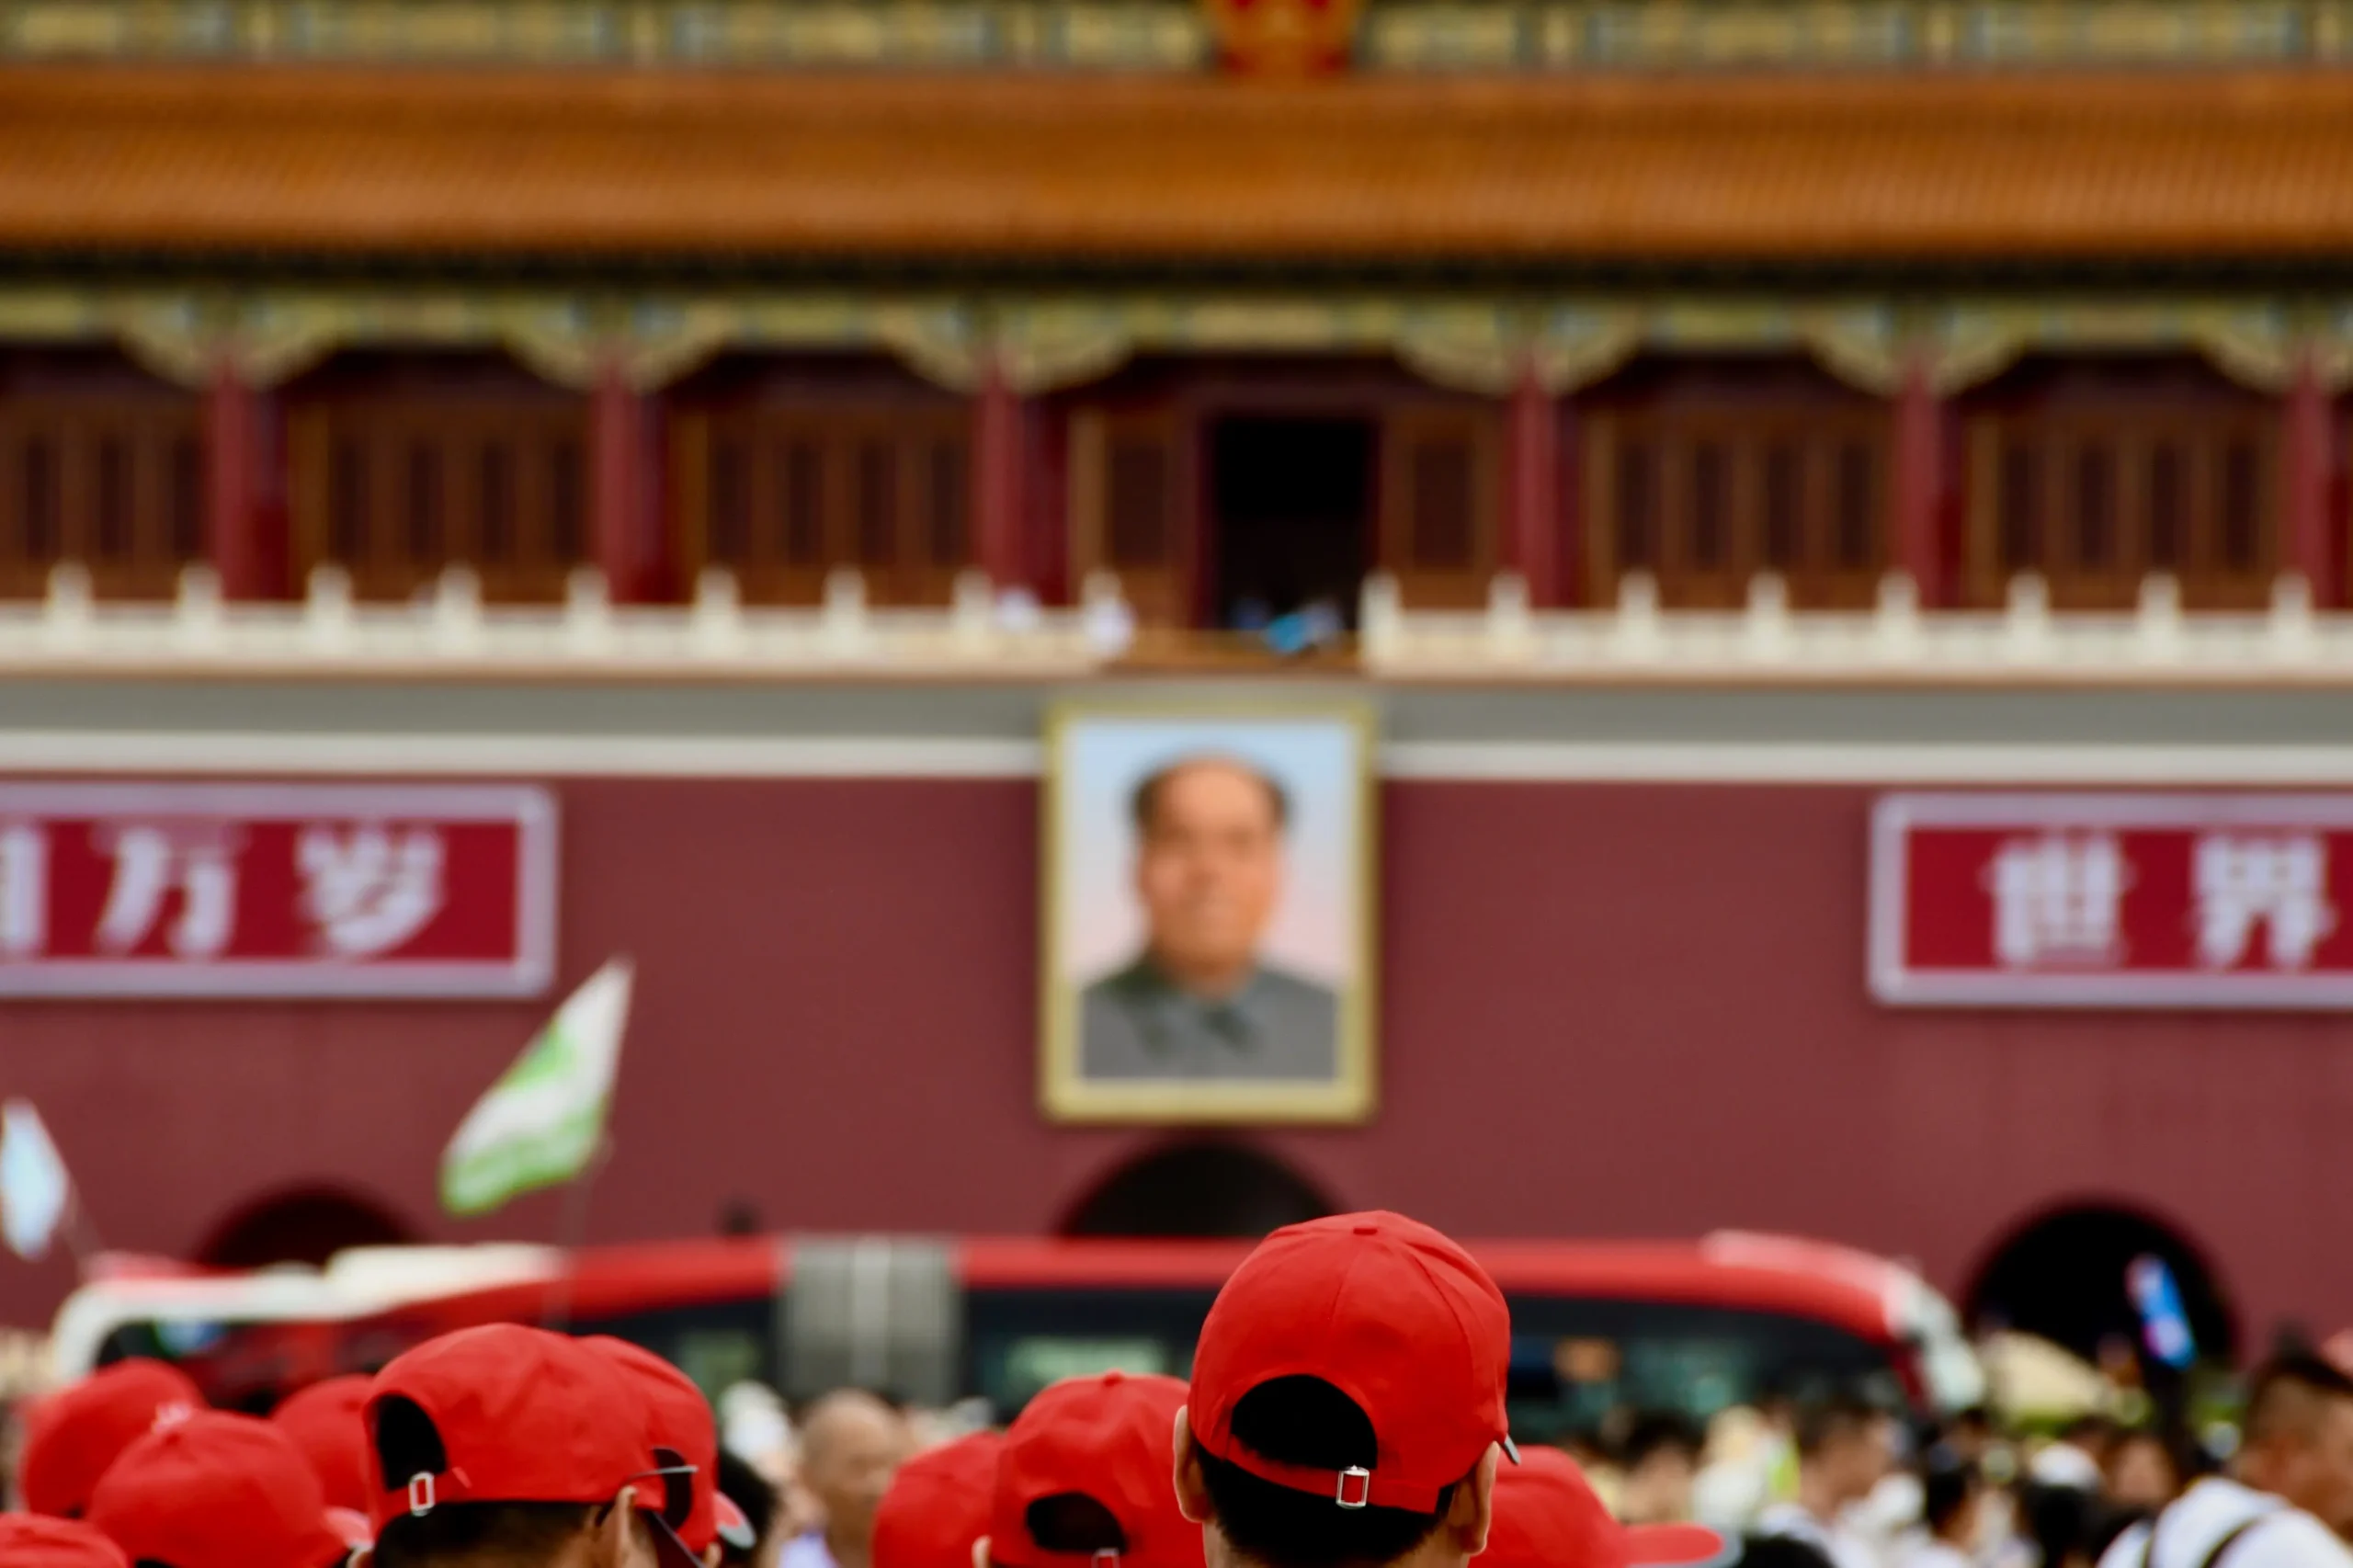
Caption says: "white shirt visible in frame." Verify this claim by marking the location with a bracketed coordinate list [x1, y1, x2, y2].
[780, 1533, 841, 1568]
[2097, 1477, 2353, 1568]
[1902, 1540, 1978, 1568]
[1760, 1501, 1887, 1568]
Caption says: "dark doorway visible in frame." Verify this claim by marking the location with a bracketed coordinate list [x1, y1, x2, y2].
[197, 1186, 415, 1270]
[1965, 1203, 2237, 1367]
[1063, 1141, 1336, 1238]
[1209, 417, 1372, 630]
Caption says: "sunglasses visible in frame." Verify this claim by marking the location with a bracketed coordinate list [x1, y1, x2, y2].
[632, 1450, 705, 1568]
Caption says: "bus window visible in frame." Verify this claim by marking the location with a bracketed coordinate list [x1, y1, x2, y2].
[964, 1287, 1218, 1417]
[574, 1297, 777, 1403]
[1502, 1298, 1895, 1441]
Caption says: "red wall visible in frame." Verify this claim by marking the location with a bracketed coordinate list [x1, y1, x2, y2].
[6, 777, 2350, 1339]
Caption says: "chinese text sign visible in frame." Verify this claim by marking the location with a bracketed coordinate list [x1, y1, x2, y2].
[0, 783, 557, 998]
[1870, 793, 2353, 1008]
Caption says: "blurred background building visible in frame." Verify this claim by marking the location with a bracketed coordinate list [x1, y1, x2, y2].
[5, 0, 2352, 1380]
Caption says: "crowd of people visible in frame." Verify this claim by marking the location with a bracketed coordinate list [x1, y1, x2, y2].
[2, 1210, 2350, 1568]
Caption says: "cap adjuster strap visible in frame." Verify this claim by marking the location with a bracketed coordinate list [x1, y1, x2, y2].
[407, 1472, 437, 1517]
[1336, 1468, 1373, 1509]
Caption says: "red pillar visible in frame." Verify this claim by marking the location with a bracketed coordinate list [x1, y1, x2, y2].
[1505, 363, 1559, 606]
[2287, 348, 2336, 606]
[1893, 351, 1944, 607]
[973, 359, 1027, 587]
[204, 360, 264, 598]
[592, 362, 649, 603]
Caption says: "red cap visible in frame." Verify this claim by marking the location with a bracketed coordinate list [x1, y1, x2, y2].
[272, 1374, 375, 1515]
[991, 1372, 1199, 1568]
[19, 1358, 204, 1518]
[0, 1516, 131, 1568]
[85, 1410, 349, 1568]
[1188, 1211, 1513, 1513]
[361, 1324, 669, 1533]
[875, 1432, 1006, 1568]
[1486, 1449, 1733, 1568]
[584, 1336, 741, 1556]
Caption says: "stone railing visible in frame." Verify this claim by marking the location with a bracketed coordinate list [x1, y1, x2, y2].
[0, 0, 2342, 70]
[0, 564, 1136, 677]
[15, 563, 2353, 685]
[1359, 571, 2353, 683]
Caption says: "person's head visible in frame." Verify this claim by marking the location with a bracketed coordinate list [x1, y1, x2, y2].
[586, 1338, 760, 1568]
[274, 1374, 378, 1516]
[1792, 1398, 1892, 1513]
[715, 1449, 779, 1568]
[981, 1373, 1197, 1568]
[2016, 1483, 2098, 1568]
[1945, 1409, 1995, 1465]
[799, 1392, 913, 1556]
[361, 1323, 692, 1568]
[85, 1409, 350, 1568]
[1483, 1446, 1731, 1568]
[2233, 1354, 2353, 1531]
[2056, 1417, 2112, 1460]
[1617, 1415, 1703, 1527]
[1919, 1453, 1984, 1549]
[18, 1358, 204, 1518]
[873, 1432, 1000, 1568]
[2102, 1430, 2178, 1513]
[1131, 757, 1289, 994]
[0, 1513, 133, 1568]
[1173, 1211, 1513, 1568]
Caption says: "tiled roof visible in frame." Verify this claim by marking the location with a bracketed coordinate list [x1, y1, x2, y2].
[4, 65, 2353, 262]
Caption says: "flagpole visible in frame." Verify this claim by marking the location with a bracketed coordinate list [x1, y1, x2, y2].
[541, 1138, 610, 1334]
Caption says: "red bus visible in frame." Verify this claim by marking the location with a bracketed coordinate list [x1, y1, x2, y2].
[51, 1231, 1982, 1435]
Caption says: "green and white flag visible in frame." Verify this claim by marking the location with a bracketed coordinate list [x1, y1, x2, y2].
[440, 958, 632, 1218]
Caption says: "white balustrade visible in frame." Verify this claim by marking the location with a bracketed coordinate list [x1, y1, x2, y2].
[9, 567, 2353, 683]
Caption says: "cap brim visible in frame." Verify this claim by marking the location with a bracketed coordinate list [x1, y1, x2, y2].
[1624, 1524, 1736, 1568]
[716, 1493, 758, 1552]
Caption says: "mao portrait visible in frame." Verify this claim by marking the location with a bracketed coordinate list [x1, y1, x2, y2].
[1041, 706, 1374, 1123]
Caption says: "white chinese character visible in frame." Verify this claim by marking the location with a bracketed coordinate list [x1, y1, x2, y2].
[94, 824, 238, 960]
[0, 823, 45, 958]
[1986, 832, 2130, 968]
[2193, 832, 2336, 970]
[299, 824, 445, 959]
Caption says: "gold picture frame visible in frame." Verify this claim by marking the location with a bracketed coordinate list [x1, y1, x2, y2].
[1040, 699, 1378, 1124]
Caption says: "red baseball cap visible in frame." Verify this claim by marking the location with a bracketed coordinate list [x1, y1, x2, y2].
[875, 1432, 1006, 1568]
[85, 1410, 349, 1568]
[272, 1375, 375, 1515]
[0, 1516, 131, 1568]
[992, 1372, 1199, 1568]
[584, 1336, 756, 1558]
[19, 1358, 204, 1518]
[1486, 1449, 1733, 1568]
[1188, 1211, 1515, 1513]
[361, 1324, 672, 1540]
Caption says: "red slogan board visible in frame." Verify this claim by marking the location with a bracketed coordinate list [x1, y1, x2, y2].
[1871, 793, 2353, 1008]
[0, 783, 556, 998]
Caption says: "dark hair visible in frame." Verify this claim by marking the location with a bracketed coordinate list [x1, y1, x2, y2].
[1920, 1454, 1982, 1538]
[1193, 1377, 1461, 1568]
[2245, 1355, 2353, 1448]
[373, 1504, 599, 1568]
[1131, 757, 1290, 837]
[1794, 1394, 1883, 1460]
[2018, 1482, 2100, 1568]
[1733, 1535, 1839, 1568]
[1621, 1412, 1704, 1472]
[716, 1448, 778, 1568]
